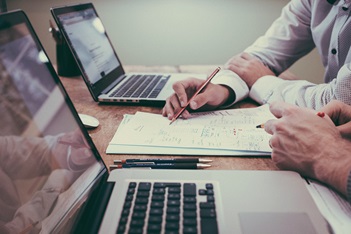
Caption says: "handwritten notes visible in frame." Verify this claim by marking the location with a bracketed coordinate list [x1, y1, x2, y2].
[107, 105, 275, 156]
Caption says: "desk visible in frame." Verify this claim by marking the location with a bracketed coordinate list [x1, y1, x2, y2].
[60, 65, 278, 171]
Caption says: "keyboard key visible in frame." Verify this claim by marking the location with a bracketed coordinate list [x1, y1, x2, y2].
[200, 202, 215, 209]
[200, 218, 218, 234]
[138, 182, 151, 191]
[184, 183, 196, 196]
[183, 218, 197, 226]
[183, 226, 197, 234]
[148, 215, 162, 224]
[147, 223, 162, 232]
[183, 203, 197, 210]
[130, 219, 144, 227]
[149, 215, 163, 223]
[165, 221, 179, 230]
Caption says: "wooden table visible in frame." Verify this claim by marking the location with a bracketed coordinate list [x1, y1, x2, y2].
[60, 65, 278, 171]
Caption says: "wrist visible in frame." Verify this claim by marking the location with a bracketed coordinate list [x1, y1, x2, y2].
[220, 85, 236, 106]
[315, 139, 351, 197]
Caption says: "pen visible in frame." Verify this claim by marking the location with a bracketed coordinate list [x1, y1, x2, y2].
[169, 67, 221, 125]
[110, 163, 211, 169]
[256, 111, 327, 128]
[114, 158, 212, 164]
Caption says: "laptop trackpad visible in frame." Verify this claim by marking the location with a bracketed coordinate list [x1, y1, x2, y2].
[239, 212, 316, 234]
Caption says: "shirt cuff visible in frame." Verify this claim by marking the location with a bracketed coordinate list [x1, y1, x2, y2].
[211, 69, 249, 108]
[249, 75, 286, 104]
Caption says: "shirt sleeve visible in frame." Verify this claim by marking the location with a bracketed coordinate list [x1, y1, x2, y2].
[211, 69, 249, 107]
[244, 0, 315, 75]
[249, 63, 351, 109]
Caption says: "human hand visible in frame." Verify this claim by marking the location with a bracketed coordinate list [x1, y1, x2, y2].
[225, 52, 275, 88]
[319, 100, 351, 139]
[162, 77, 232, 120]
[264, 101, 351, 196]
[53, 129, 95, 171]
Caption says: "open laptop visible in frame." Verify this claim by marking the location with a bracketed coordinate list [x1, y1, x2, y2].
[0, 10, 330, 234]
[50, 3, 206, 106]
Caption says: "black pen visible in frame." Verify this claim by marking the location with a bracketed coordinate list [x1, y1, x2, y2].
[110, 163, 211, 169]
[114, 158, 212, 164]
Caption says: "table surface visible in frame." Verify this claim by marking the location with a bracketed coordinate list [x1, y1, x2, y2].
[60, 65, 278, 171]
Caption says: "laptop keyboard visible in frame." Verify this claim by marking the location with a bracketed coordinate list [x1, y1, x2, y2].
[117, 182, 219, 234]
[109, 75, 170, 99]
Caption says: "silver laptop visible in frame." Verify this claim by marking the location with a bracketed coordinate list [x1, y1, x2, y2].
[50, 3, 205, 106]
[0, 10, 330, 234]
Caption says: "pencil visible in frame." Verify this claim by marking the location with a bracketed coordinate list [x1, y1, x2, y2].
[256, 123, 265, 129]
[169, 67, 221, 125]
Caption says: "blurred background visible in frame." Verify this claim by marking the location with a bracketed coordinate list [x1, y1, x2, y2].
[7, 0, 324, 84]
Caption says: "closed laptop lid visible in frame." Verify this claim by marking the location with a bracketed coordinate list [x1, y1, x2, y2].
[51, 3, 125, 101]
[0, 10, 106, 233]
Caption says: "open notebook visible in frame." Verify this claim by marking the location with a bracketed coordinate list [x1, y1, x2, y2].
[0, 9, 334, 234]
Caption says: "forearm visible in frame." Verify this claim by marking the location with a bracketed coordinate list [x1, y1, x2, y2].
[250, 64, 351, 109]
[314, 141, 351, 199]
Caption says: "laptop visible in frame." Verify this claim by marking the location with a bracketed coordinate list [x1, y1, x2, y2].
[50, 3, 206, 106]
[0, 10, 330, 234]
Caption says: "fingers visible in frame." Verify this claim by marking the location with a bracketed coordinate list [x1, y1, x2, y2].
[162, 93, 190, 120]
[320, 100, 351, 125]
[162, 78, 204, 120]
[268, 101, 290, 118]
[263, 119, 276, 135]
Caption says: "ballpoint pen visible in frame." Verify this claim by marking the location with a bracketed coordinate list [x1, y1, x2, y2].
[114, 158, 212, 164]
[110, 163, 211, 169]
[169, 67, 221, 125]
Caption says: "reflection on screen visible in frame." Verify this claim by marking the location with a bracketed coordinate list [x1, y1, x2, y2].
[58, 8, 120, 85]
[0, 23, 104, 233]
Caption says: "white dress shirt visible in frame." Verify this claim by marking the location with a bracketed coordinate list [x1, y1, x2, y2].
[214, 0, 351, 109]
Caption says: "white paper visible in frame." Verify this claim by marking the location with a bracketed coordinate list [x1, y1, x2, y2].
[107, 105, 274, 155]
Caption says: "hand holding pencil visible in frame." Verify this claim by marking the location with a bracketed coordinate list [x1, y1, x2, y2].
[163, 67, 233, 122]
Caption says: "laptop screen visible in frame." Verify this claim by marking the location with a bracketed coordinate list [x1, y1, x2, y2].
[55, 6, 120, 85]
[0, 11, 105, 233]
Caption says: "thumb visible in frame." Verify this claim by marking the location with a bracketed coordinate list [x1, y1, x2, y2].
[336, 122, 351, 139]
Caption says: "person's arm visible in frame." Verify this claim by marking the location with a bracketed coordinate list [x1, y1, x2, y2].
[0, 136, 54, 179]
[264, 101, 351, 199]
[250, 63, 351, 109]
[245, 0, 315, 76]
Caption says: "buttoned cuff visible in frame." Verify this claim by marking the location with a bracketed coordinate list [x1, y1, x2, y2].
[211, 69, 249, 108]
[249, 75, 286, 104]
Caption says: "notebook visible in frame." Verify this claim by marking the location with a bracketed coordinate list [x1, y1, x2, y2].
[0, 10, 330, 234]
[50, 3, 206, 106]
